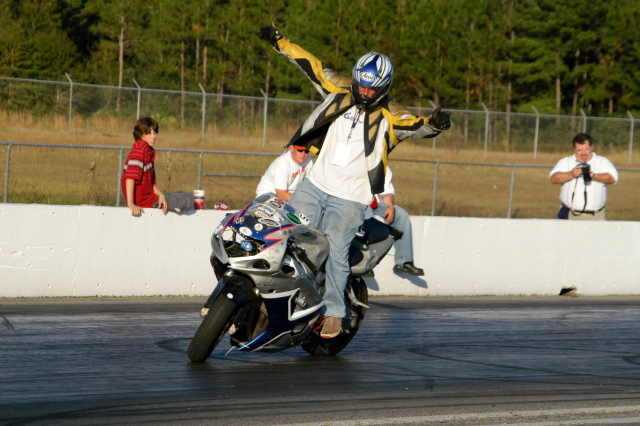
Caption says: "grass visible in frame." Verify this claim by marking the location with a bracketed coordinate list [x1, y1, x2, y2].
[1, 111, 639, 221]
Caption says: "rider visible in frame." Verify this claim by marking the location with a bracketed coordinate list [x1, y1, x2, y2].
[259, 25, 451, 339]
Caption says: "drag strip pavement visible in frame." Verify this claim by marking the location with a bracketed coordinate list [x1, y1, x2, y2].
[0, 297, 639, 425]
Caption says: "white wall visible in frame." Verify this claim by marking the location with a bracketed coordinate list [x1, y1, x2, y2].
[1, 204, 638, 298]
[370, 216, 640, 296]
[0, 205, 217, 298]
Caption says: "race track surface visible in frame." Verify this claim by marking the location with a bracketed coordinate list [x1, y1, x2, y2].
[1, 297, 639, 425]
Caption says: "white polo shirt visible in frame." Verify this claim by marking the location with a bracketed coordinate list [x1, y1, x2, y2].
[550, 152, 618, 211]
[256, 151, 313, 197]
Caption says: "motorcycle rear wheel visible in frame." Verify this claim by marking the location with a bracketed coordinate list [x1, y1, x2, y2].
[187, 293, 237, 362]
[301, 277, 369, 356]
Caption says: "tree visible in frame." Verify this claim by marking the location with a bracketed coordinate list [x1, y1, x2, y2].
[0, 0, 79, 80]
[85, 0, 144, 109]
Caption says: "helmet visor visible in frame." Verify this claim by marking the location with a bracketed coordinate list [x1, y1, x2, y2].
[353, 81, 382, 96]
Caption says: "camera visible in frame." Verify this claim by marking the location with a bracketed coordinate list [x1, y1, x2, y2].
[579, 162, 591, 182]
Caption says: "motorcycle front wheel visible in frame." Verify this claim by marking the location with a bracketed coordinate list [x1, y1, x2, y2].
[301, 277, 369, 356]
[187, 292, 237, 363]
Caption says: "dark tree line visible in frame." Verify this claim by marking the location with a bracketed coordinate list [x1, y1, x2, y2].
[1, 0, 639, 116]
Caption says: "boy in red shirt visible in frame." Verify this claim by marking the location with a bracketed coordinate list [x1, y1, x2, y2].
[121, 117, 193, 216]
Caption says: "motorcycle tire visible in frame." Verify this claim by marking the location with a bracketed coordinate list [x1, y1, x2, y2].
[301, 277, 369, 356]
[187, 292, 238, 363]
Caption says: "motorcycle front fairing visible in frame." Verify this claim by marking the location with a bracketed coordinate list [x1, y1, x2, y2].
[207, 194, 327, 353]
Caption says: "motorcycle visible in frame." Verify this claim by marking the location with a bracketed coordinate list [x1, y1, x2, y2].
[187, 193, 402, 362]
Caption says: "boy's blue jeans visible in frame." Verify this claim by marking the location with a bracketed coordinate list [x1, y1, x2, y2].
[289, 180, 367, 318]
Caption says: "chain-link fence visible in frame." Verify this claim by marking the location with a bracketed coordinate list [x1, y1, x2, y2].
[2, 141, 639, 221]
[1, 76, 638, 162]
[0, 76, 318, 152]
[1, 76, 639, 221]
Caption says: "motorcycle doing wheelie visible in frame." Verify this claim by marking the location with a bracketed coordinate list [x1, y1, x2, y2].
[187, 193, 402, 362]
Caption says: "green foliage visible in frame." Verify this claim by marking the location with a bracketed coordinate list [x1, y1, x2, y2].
[2, 0, 640, 115]
[0, 0, 80, 79]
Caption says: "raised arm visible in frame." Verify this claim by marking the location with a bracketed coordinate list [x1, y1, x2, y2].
[386, 104, 451, 145]
[259, 25, 351, 98]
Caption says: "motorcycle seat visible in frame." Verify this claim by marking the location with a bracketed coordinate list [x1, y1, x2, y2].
[348, 218, 390, 267]
[356, 218, 390, 245]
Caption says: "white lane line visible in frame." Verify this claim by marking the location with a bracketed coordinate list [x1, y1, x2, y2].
[286, 405, 640, 426]
[483, 418, 640, 425]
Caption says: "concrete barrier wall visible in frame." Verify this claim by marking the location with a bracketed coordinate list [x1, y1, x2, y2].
[1, 204, 639, 298]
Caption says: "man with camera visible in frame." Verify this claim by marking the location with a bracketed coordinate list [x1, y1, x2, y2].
[550, 133, 618, 220]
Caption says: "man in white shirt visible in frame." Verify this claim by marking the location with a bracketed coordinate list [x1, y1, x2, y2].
[259, 26, 450, 339]
[368, 167, 424, 276]
[550, 133, 618, 220]
[256, 145, 313, 201]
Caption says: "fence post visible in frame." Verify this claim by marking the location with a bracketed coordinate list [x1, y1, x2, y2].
[532, 106, 540, 159]
[431, 160, 439, 216]
[3, 142, 10, 203]
[65, 73, 73, 135]
[260, 88, 268, 147]
[429, 100, 437, 155]
[507, 165, 516, 218]
[197, 151, 203, 190]
[133, 79, 141, 119]
[199, 83, 207, 146]
[580, 108, 587, 133]
[627, 111, 634, 165]
[116, 147, 123, 207]
[482, 103, 490, 159]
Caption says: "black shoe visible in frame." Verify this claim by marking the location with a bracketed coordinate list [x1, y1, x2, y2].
[393, 262, 424, 276]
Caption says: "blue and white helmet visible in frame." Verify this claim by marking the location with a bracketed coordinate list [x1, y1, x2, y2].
[351, 52, 394, 108]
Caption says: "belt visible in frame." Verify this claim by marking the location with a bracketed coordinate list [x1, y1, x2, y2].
[564, 204, 605, 215]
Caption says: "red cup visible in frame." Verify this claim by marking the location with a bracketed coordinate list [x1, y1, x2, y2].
[194, 190, 205, 209]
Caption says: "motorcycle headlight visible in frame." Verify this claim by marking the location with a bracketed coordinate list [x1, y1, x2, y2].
[240, 240, 254, 253]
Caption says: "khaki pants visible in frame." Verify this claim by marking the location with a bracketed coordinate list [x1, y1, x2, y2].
[569, 208, 606, 221]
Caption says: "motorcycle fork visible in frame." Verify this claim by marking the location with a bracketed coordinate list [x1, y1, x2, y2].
[228, 299, 266, 342]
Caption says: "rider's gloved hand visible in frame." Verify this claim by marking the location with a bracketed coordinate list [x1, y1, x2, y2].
[259, 25, 283, 47]
[428, 106, 451, 130]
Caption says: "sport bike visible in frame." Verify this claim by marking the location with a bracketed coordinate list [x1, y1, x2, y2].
[187, 194, 401, 362]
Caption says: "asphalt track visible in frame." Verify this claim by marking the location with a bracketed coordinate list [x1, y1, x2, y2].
[1, 297, 639, 425]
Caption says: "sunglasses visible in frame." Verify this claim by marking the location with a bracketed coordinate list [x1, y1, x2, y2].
[296, 148, 310, 153]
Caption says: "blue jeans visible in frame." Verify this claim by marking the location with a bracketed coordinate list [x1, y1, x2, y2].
[289, 180, 367, 318]
[372, 204, 414, 265]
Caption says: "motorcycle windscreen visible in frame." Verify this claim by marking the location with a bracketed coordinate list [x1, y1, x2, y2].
[211, 232, 228, 264]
